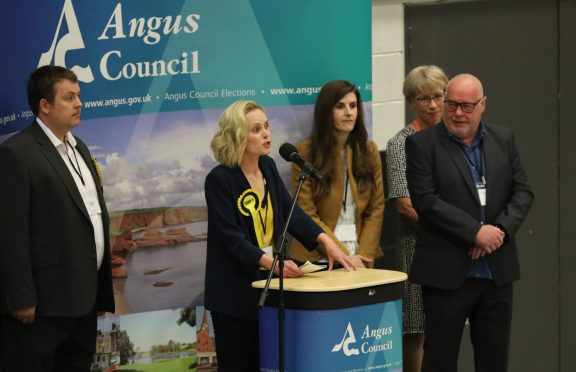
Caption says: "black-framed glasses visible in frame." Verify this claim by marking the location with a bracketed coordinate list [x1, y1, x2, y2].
[415, 93, 445, 106]
[444, 97, 484, 113]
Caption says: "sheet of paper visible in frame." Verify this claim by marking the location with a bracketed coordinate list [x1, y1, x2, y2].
[299, 260, 327, 274]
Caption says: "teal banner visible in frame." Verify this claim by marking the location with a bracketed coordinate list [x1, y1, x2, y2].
[1, 0, 371, 132]
[0, 1, 372, 370]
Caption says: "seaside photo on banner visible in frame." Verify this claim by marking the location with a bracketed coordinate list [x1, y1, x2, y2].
[0, 1, 398, 371]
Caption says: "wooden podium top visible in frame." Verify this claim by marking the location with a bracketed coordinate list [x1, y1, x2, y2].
[252, 268, 407, 293]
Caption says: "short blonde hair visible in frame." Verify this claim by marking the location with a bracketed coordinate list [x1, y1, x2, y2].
[403, 65, 449, 103]
[210, 100, 265, 168]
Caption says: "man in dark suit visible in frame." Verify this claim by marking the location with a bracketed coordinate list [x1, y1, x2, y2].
[0, 65, 115, 371]
[405, 74, 534, 372]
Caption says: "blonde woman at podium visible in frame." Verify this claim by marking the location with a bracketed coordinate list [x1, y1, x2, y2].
[289, 80, 384, 269]
[204, 100, 354, 371]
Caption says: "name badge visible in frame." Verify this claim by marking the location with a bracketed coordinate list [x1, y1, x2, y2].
[476, 182, 486, 206]
[84, 190, 102, 216]
[334, 224, 356, 242]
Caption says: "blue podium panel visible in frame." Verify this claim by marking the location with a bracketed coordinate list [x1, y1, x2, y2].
[259, 300, 403, 372]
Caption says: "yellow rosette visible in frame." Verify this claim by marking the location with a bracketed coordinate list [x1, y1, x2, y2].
[237, 188, 268, 248]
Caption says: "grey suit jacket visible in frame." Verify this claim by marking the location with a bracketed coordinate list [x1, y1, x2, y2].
[0, 121, 115, 317]
[406, 122, 534, 289]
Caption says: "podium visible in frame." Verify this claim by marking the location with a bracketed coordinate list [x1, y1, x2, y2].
[252, 268, 407, 372]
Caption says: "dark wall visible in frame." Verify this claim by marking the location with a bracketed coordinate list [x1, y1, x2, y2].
[558, 2, 576, 371]
[404, 1, 573, 371]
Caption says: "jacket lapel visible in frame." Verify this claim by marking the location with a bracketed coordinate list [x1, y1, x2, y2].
[345, 146, 358, 213]
[75, 140, 109, 220]
[438, 124, 480, 203]
[28, 122, 91, 221]
[482, 127, 497, 205]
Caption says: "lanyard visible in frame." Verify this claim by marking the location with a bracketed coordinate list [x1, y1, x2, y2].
[461, 144, 487, 222]
[462, 146, 486, 185]
[257, 179, 269, 235]
[342, 172, 349, 212]
[66, 140, 85, 186]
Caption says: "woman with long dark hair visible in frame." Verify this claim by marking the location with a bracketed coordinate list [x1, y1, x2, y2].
[289, 80, 384, 268]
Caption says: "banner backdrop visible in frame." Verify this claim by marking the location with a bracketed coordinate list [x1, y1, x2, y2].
[1, 1, 372, 370]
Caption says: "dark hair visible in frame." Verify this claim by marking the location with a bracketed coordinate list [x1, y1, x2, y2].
[308, 80, 374, 197]
[27, 65, 78, 116]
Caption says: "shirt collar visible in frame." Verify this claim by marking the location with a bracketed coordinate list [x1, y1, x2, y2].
[448, 121, 486, 148]
[36, 118, 76, 148]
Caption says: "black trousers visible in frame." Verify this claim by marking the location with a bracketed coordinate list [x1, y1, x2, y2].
[211, 311, 259, 372]
[421, 279, 513, 372]
[0, 321, 4, 372]
[2, 311, 97, 372]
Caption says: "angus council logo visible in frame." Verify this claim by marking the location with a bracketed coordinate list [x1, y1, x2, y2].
[332, 321, 395, 357]
[37, 0, 94, 83]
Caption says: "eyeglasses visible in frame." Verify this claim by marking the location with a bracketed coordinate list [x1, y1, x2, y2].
[444, 97, 484, 113]
[415, 94, 445, 106]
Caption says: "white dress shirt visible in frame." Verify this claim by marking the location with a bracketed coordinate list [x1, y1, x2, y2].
[37, 119, 105, 270]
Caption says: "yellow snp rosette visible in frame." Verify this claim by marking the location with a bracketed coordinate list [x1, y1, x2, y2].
[237, 188, 272, 249]
[91, 156, 104, 188]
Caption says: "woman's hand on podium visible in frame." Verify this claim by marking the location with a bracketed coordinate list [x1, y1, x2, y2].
[350, 255, 373, 269]
[278, 260, 304, 278]
[259, 254, 304, 277]
[317, 233, 355, 271]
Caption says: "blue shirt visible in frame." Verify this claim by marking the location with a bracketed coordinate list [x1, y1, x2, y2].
[449, 122, 493, 279]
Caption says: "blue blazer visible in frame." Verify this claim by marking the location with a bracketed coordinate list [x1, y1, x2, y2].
[406, 122, 534, 289]
[204, 155, 322, 320]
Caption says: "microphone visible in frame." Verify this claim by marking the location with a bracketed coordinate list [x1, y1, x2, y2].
[279, 143, 323, 180]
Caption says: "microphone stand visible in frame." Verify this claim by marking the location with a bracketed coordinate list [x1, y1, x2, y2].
[258, 171, 309, 372]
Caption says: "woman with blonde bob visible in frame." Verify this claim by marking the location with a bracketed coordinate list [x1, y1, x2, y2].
[386, 65, 449, 372]
[204, 100, 354, 371]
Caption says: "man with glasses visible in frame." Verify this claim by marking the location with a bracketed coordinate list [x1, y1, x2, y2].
[405, 73, 534, 372]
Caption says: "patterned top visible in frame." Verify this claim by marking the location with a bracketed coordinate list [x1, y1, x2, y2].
[385, 125, 425, 334]
[386, 126, 416, 201]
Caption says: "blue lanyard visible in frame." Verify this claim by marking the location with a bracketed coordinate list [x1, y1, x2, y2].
[462, 146, 486, 185]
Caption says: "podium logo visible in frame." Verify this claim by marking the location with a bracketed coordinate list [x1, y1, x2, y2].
[332, 323, 395, 357]
[38, 0, 94, 83]
[331, 322, 360, 357]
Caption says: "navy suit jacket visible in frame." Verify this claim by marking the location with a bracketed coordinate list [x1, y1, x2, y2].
[204, 155, 322, 321]
[406, 122, 534, 289]
[0, 121, 115, 316]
